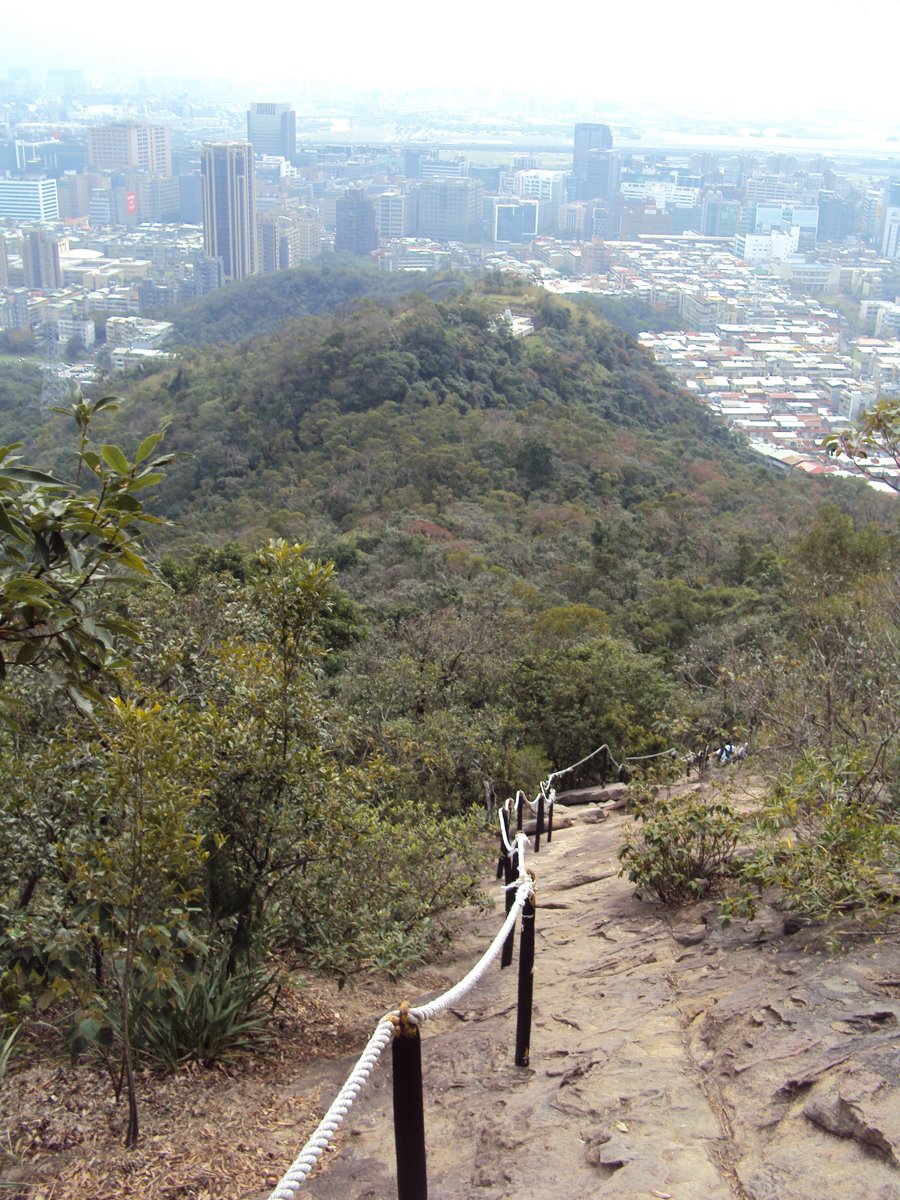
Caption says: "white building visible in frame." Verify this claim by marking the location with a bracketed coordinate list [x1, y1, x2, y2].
[0, 178, 59, 223]
[375, 191, 412, 239]
[882, 206, 900, 258]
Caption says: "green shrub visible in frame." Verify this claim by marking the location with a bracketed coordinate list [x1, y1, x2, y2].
[137, 952, 276, 1071]
[0, 1023, 19, 1083]
[618, 792, 742, 905]
[736, 752, 899, 925]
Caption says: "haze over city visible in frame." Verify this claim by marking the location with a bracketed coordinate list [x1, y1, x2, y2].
[4, 0, 900, 138]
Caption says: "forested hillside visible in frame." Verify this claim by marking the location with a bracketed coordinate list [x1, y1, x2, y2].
[166, 259, 466, 347]
[0, 267, 897, 1181]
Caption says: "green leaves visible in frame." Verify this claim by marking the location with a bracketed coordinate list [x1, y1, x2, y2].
[0, 395, 170, 716]
[99, 443, 130, 475]
[618, 792, 743, 906]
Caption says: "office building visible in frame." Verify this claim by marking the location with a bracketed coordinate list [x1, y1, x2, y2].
[295, 210, 322, 261]
[22, 229, 62, 290]
[0, 237, 9, 288]
[416, 178, 484, 242]
[583, 150, 620, 206]
[0, 178, 59, 223]
[247, 103, 296, 159]
[375, 191, 412, 239]
[701, 193, 741, 238]
[88, 123, 172, 175]
[492, 200, 526, 244]
[573, 123, 613, 200]
[257, 210, 318, 272]
[515, 170, 566, 231]
[57, 172, 92, 220]
[134, 175, 181, 223]
[883, 207, 900, 259]
[335, 188, 378, 255]
[816, 191, 854, 244]
[201, 142, 258, 282]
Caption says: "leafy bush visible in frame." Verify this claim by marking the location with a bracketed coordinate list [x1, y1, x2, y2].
[736, 752, 899, 925]
[618, 792, 742, 905]
[138, 953, 276, 1071]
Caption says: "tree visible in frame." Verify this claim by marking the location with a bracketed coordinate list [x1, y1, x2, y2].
[0, 394, 171, 714]
[823, 398, 900, 491]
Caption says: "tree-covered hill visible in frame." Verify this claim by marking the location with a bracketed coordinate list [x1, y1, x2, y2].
[166, 258, 467, 347]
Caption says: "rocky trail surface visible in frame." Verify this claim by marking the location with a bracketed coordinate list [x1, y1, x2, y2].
[264, 784, 900, 1200]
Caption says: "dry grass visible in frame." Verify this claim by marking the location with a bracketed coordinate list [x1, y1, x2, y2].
[0, 967, 448, 1200]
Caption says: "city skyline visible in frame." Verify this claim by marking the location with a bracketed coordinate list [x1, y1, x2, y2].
[3, 0, 900, 132]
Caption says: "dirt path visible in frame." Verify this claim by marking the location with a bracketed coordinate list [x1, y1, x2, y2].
[262, 796, 900, 1200]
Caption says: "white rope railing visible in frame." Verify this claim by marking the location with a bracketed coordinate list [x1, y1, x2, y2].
[507, 739, 691, 827]
[266, 737, 704, 1199]
[265, 832, 532, 1200]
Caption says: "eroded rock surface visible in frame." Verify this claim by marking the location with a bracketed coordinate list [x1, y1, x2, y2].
[271, 803, 900, 1200]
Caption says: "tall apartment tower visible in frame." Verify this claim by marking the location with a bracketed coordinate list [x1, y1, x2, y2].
[573, 123, 613, 201]
[201, 142, 258, 282]
[22, 228, 62, 290]
[247, 103, 296, 159]
[335, 188, 378, 255]
[87, 123, 172, 174]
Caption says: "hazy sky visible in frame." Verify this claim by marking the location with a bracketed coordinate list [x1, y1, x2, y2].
[4, 0, 899, 127]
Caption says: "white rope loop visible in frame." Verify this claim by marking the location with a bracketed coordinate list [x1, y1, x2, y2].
[411, 833, 531, 1025]
[267, 834, 531, 1199]
[498, 800, 515, 855]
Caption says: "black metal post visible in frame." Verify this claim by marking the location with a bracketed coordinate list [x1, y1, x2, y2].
[516, 793, 523, 832]
[546, 796, 554, 844]
[514, 887, 536, 1068]
[534, 788, 545, 853]
[496, 807, 509, 880]
[392, 1014, 428, 1200]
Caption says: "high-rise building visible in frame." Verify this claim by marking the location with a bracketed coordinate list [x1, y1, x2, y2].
[583, 150, 620, 206]
[416, 178, 484, 242]
[573, 123, 613, 200]
[375, 191, 412, 239]
[201, 142, 258, 282]
[882, 207, 900, 258]
[22, 229, 62, 290]
[515, 170, 566, 232]
[816, 191, 854, 244]
[134, 175, 181, 223]
[0, 237, 9, 288]
[247, 103, 296, 159]
[293, 209, 322, 261]
[257, 209, 319, 271]
[335, 188, 378, 255]
[88, 123, 172, 175]
[0, 178, 59, 223]
[57, 172, 92, 220]
[701, 193, 741, 238]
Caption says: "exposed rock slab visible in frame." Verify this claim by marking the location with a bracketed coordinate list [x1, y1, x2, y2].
[266, 812, 900, 1200]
